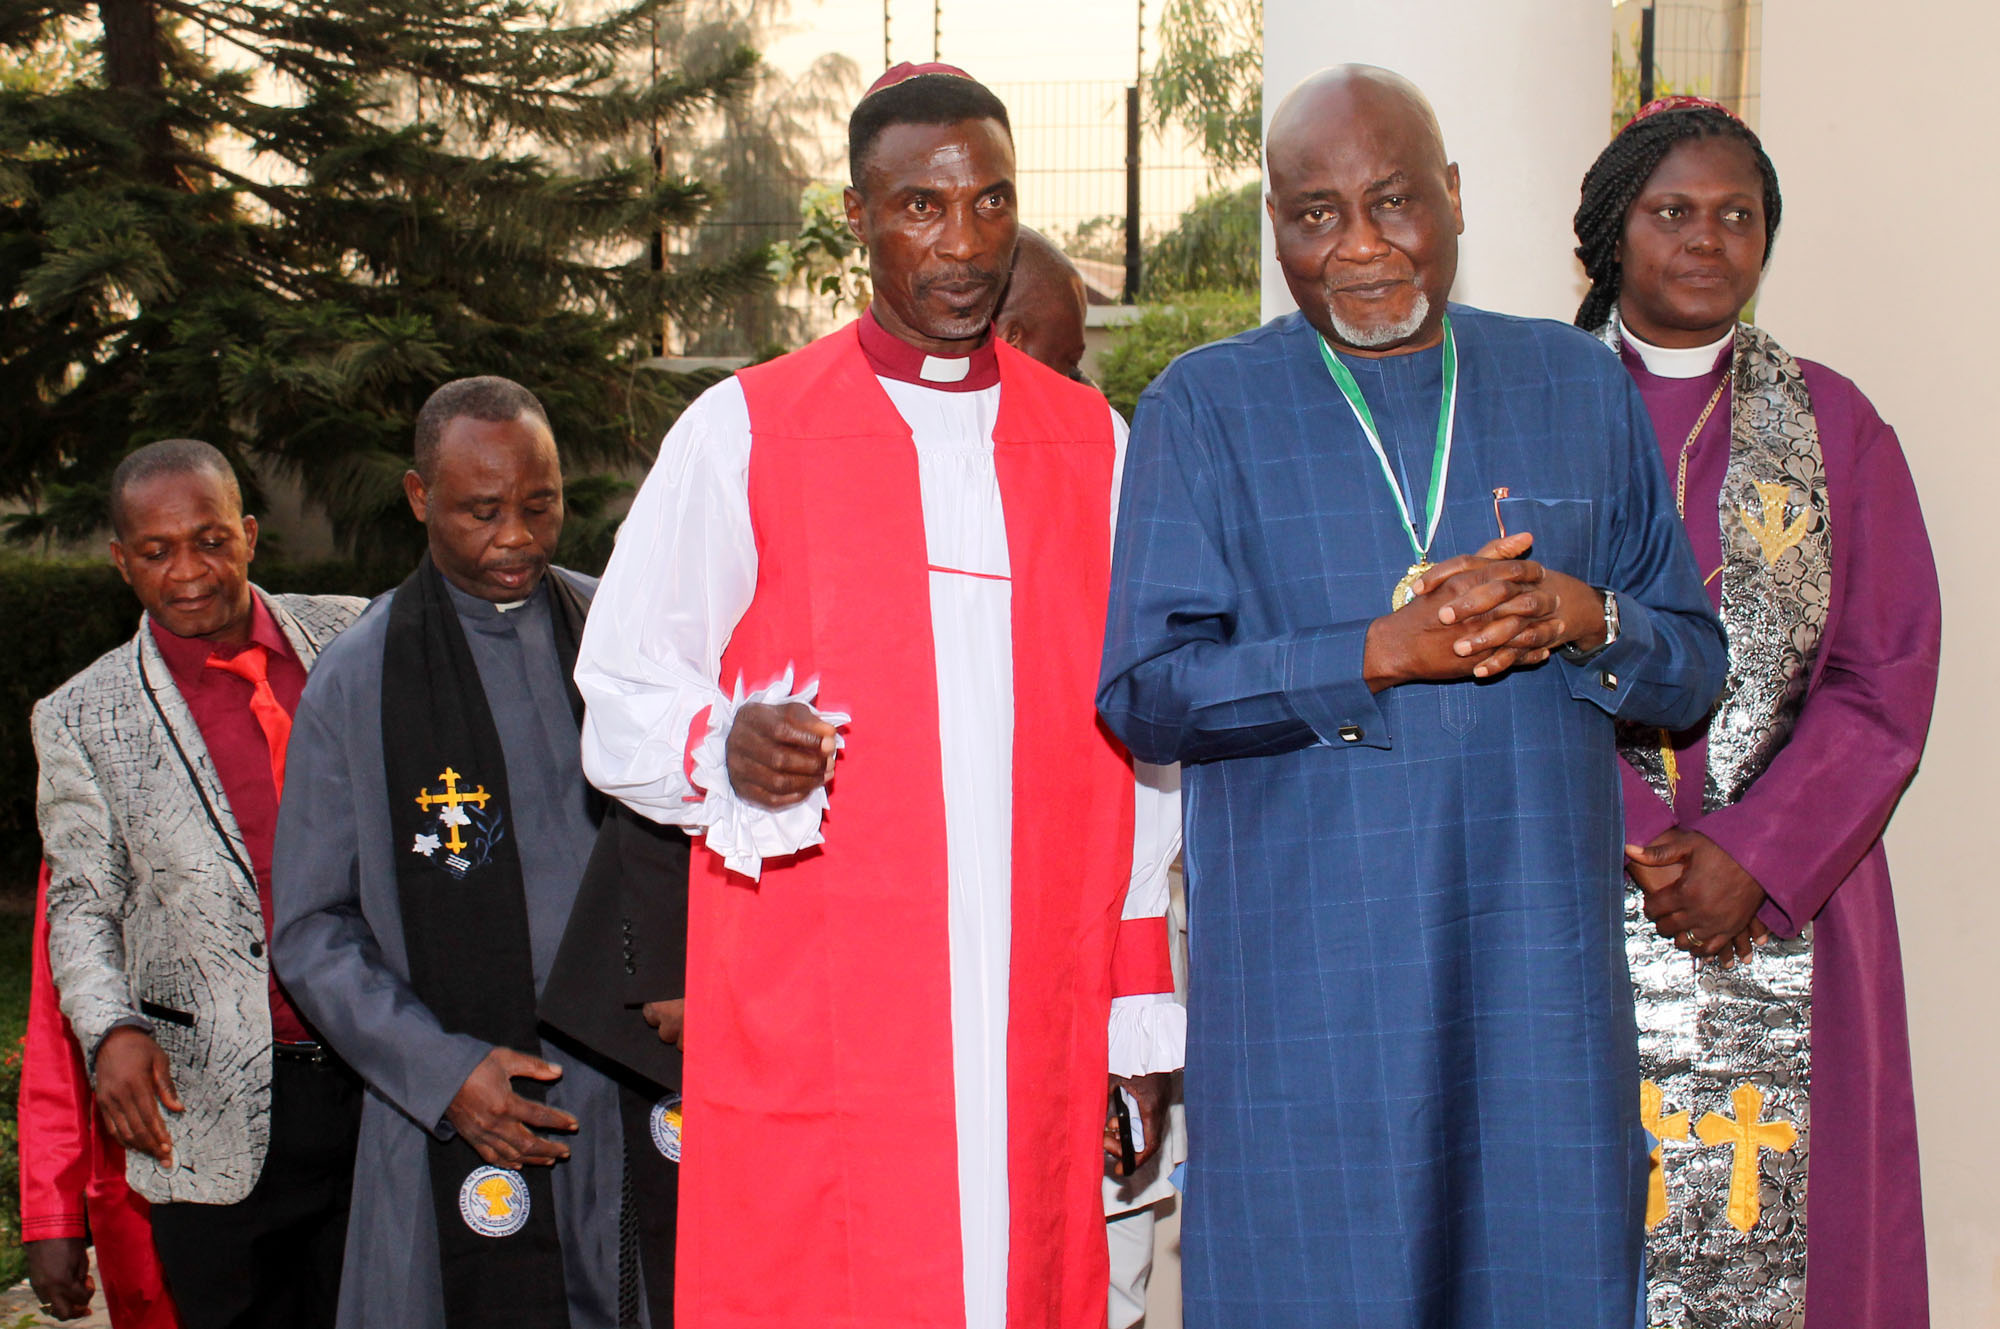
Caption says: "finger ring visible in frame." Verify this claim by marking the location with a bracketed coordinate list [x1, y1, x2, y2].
[1684, 930, 1701, 947]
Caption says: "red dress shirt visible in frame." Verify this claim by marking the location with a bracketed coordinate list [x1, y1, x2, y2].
[149, 597, 312, 1044]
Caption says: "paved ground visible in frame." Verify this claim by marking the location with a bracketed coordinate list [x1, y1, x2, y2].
[0, 1250, 114, 1328]
[0, 1219, 1180, 1328]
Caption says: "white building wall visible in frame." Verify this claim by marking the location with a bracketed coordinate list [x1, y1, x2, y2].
[1757, 3, 2000, 1324]
[1259, 1, 1609, 323]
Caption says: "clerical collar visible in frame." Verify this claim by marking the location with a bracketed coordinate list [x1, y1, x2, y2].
[441, 571, 543, 622]
[1621, 317, 1733, 379]
[857, 307, 999, 392]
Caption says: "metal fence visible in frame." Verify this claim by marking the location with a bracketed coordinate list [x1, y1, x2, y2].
[661, 76, 1232, 353]
[1615, 0, 1763, 128]
[987, 80, 1222, 300]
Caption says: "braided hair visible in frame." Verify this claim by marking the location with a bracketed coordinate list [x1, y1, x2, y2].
[1572, 106, 1782, 330]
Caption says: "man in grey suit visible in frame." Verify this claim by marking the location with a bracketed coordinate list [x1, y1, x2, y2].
[33, 439, 367, 1327]
[273, 377, 632, 1329]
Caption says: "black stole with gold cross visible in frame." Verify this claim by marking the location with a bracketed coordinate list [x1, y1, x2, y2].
[381, 553, 591, 1327]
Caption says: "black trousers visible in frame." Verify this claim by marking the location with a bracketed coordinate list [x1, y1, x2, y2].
[148, 1053, 362, 1329]
[618, 1081, 679, 1329]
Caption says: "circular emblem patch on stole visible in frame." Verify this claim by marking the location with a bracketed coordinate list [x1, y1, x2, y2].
[649, 1094, 683, 1162]
[458, 1165, 531, 1237]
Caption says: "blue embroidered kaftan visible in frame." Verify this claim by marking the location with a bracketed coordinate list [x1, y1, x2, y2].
[1097, 306, 1726, 1328]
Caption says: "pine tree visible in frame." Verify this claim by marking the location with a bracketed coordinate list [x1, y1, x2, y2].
[0, 0, 768, 559]
[645, 0, 855, 356]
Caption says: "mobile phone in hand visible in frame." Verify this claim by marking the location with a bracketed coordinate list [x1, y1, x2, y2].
[1109, 1085, 1137, 1175]
[1119, 1087, 1146, 1154]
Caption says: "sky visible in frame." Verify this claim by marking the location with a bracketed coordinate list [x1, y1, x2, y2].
[765, 0, 1154, 88]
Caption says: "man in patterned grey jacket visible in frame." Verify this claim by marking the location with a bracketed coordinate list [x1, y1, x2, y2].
[33, 439, 367, 1328]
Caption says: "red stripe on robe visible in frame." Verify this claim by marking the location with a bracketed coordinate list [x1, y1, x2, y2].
[1110, 916, 1173, 997]
[678, 323, 1136, 1329]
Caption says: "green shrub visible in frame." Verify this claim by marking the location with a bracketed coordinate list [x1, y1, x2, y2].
[0, 1028, 22, 1289]
[1144, 182, 1262, 299]
[0, 555, 401, 878]
[1097, 291, 1264, 420]
[2, 558, 145, 879]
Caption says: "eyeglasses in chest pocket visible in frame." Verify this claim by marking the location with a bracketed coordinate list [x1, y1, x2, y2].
[1493, 496, 1600, 589]
[1427, 495, 1601, 742]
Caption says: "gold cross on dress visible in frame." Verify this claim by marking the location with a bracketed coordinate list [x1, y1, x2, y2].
[414, 767, 492, 855]
[1695, 1082, 1798, 1232]
[1639, 1079, 1691, 1229]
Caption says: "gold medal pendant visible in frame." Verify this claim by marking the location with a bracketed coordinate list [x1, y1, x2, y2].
[1318, 317, 1460, 618]
[1391, 560, 1432, 610]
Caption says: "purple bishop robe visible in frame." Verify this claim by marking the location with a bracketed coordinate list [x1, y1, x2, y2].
[1620, 339, 1939, 1329]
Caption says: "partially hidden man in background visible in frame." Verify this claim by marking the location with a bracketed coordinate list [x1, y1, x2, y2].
[20, 856, 181, 1327]
[539, 648, 694, 1329]
[1575, 96, 1940, 1329]
[1097, 66, 1729, 1328]
[574, 66, 1183, 1329]
[994, 226, 1090, 382]
[272, 378, 647, 1327]
[34, 440, 366, 1328]
[994, 224, 1192, 1329]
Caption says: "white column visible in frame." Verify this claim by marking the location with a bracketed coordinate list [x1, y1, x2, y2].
[1757, 4, 2000, 1325]
[1260, 0, 1608, 324]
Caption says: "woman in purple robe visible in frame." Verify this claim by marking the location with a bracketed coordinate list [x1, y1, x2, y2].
[1572, 97, 1940, 1329]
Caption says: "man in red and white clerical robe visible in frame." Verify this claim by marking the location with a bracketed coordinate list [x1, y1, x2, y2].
[575, 306, 1182, 1329]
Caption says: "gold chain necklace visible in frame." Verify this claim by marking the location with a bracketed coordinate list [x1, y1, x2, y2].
[1659, 360, 1731, 807]
[1674, 372, 1731, 519]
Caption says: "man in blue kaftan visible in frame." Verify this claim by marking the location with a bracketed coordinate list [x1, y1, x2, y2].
[1096, 67, 1727, 1328]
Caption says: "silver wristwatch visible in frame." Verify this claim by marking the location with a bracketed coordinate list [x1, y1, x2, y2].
[1557, 586, 1619, 663]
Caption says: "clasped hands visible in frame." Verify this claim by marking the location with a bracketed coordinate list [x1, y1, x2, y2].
[1626, 828, 1770, 969]
[1361, 531, 1606, 692]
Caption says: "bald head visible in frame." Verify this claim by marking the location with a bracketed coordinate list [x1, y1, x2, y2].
[1267, 65, 1447, 177]
[1264, 65, 1462, 355]
[995, 228, 1088, 380]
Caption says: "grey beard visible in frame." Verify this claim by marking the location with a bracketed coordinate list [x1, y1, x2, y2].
[1326, 292, 1431, 349]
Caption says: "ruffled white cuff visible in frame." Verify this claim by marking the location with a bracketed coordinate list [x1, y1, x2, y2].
[688, 667, 850, 882]
[1107, 994, 1186, 1077]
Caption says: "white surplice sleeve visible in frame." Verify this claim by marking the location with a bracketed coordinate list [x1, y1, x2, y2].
[1107, 760, 1186, 1076]
[1103, 404, 1187, 1077]
[574, 377, 843, 880]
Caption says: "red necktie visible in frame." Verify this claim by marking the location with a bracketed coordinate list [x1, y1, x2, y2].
[206, 645, 291, 799]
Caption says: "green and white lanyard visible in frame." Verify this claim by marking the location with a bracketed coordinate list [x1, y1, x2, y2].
[1316, 315, 1460, 608]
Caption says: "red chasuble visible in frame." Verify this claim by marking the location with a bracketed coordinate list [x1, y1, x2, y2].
[678, 322, 1141, 1329]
